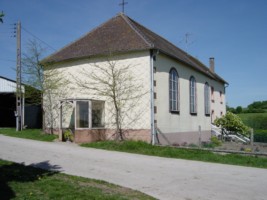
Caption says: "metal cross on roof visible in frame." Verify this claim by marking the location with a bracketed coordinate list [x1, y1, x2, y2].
[119, 0, 128, 14]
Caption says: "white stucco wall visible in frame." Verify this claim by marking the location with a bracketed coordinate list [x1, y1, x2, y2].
[44, 51, 151, 130]
[210, 79, 226, 122]
[154, 54, 226, 134]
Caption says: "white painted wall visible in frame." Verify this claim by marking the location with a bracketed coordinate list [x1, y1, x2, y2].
[44, 51, 151, 130]
[210, 79, 226, 122]
[154, 54, 226, 134]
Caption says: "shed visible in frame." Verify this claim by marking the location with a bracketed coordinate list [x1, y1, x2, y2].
[0, 76, 25, 127]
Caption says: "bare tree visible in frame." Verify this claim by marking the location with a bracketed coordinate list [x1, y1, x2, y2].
[22, 40, 68, 134]
[73, 56, 148, 140]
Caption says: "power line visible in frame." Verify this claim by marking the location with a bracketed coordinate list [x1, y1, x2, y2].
[21, 26, 56, 51]
[0, 58, 16, 63]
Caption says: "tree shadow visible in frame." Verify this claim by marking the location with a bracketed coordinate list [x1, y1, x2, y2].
[0, 160, 62, 200]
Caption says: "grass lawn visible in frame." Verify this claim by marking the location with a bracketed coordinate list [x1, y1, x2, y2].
[0, 159, 155, 200]
[0, 128, 57, 142]
[238, 112, 267, 130]
[81, 140, 267, 169]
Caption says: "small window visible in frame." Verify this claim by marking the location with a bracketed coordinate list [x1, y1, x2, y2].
[92, 100, 104, 128]
[76, 100, 105, 129]
[204, 82, 210, 115]
[169, 68, 179, 112]
[211, 86, 215, 102]
[190, 76, 197, 114]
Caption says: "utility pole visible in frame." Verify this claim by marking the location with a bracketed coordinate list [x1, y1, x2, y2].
[15, 21, 22, 131]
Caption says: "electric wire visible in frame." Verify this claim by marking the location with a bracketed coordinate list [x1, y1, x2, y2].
[21, 26, 56, 51]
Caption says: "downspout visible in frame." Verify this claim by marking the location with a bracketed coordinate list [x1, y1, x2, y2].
[150, 49, 158, 145]
[224, 83, 229, 113]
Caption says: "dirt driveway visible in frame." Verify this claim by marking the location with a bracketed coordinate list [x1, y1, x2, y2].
[0, 135, 266, 200]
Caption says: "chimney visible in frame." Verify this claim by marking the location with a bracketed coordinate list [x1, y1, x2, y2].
[209, 57, 215, 73]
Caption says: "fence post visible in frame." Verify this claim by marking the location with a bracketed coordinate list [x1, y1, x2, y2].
[198, 125, 201, 148]
[250, 128, 254, 151]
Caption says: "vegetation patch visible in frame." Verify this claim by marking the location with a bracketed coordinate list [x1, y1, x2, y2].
[82, 140, 267, 169]
[254, 130, 267, 143]
[0, 128, 57, 142]
[0, 159, 155, 200]
[238, 113, 267, 130]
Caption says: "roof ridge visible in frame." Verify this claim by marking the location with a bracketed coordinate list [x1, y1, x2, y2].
[120, 14, 154, 48]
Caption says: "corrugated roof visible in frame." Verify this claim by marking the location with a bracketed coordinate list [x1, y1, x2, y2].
[0, 76, 25, 93]
[44, 13, 227, 83]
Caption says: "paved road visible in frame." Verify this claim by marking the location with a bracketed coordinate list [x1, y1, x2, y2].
[0, 135, 266, 200]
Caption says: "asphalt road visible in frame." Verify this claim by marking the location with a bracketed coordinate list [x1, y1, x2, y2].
[0, 134, 266, 200]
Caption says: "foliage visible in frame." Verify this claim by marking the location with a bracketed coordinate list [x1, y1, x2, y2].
[238, 113, 267, 130]
[201, 136, 222, 148]
[235, 106, 243, 114]
[0, 128, 56, 142]
[210, 136, 222, 146]
[248, 100, 267, 110]
[63, 129, 74, 142]
[214, 111, 250, 136]
[0, 11, 4, 23]
[227, 100, 267, 114]
[254, 130, 267, 143]
[0, 159, 154, 200]
[82, 140, 267, 168]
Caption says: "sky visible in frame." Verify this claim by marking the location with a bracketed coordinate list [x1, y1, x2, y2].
[0, 0, 266, 108]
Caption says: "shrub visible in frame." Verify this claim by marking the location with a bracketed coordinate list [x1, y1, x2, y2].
[214, 111, 250, 136]
[254, 130, 267, 143]
[211, 136, 222, 146]
[63, 130, 74, 142]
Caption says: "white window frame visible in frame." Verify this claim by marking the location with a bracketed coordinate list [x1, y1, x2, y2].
[75, 100, 91, 129]
[75, 100, 105, 130]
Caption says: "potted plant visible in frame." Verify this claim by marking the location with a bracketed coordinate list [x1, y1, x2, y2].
[63, 129, 74, 142]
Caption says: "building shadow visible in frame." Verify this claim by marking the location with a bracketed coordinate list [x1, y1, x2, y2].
[0, 160, 62, 200]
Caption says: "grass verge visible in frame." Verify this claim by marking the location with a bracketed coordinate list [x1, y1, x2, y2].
[81, 140, 267, 169]
[0, 128, 57, 142]
[0, 159, 155, 200]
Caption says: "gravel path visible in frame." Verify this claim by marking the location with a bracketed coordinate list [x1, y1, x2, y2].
[0, 134, 267, 200]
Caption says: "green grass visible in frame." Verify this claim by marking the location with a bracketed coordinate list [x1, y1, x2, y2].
[238, 112, 267, 130]
[81, 140, 267, 169]
[0, 159, 155, 200]
[0, 128, 57, 142]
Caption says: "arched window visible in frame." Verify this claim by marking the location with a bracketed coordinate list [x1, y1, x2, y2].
[204, 82, 210, 115]
[189, 76, 197, 114]
[169, 68, 179, 112]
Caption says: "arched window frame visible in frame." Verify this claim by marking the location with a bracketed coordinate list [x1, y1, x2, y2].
[189, 76, 197, 114]
[169, 68, 179, 113]
[204, 82, 210, 115]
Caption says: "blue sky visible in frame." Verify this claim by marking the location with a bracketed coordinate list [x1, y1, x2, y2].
[0, 0, 266, 107]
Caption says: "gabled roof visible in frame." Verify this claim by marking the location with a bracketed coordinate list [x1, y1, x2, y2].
[44, 13, 227, 83]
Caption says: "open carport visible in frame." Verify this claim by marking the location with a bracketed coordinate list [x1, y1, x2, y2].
[0, 76, 25, 128]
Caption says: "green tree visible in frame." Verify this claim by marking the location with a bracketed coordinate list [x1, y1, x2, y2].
[235, 106, 243, 114]
[0, 11, 4, 23]
[214, 111, 250, 136]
